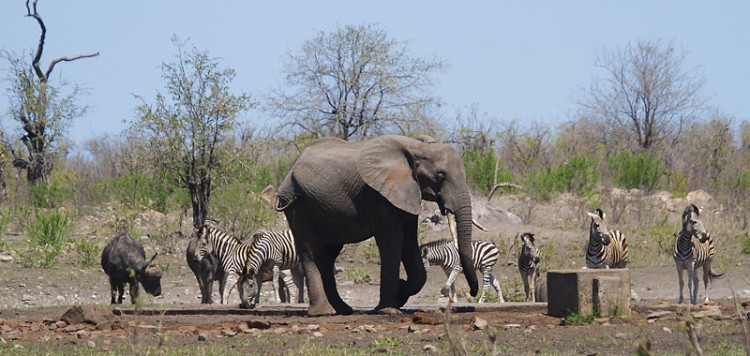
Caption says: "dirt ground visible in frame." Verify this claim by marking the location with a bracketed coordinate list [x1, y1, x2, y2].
[1, 190, 750, 354]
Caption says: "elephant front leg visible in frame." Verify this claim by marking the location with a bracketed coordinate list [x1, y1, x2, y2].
[398, 231, 427, 307]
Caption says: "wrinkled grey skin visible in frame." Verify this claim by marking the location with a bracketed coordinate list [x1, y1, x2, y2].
[101, 233, 163, 304]
[275, 135, 479, 316]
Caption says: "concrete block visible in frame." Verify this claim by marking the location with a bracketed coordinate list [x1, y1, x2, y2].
[547, 269, 630, 318]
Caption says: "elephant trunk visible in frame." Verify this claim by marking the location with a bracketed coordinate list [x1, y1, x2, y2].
[453, 195, 479, 297]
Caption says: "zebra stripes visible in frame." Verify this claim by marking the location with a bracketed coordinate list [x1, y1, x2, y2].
[421, 239, 503, 303]
[674, 204, 722, 304]
[194, 224, 301, 308]
[518, 232, 542, 302]
[585, 208, 629, 269]
[243, 229, 303, 308]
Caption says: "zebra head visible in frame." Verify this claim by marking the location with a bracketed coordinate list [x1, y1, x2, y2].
[587, 208, 611, 245]
[682, 204, 708, 242]
[520, 232, 541, 264]
[194, 224, 216, 263]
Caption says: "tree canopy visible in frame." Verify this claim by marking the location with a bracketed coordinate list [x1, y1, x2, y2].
[267, 23, 446, 141]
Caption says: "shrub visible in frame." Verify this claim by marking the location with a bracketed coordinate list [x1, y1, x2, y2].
[608, 151, 665, 191]
[19, 209, 71, 268]
[525, 156, 599, 201]
[463, 150, 514, 193]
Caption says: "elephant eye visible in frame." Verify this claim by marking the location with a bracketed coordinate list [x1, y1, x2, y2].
[436, 172, 446, 182]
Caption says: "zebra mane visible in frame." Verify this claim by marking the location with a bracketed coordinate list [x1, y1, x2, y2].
[520, 232, 535, 244]
[682, 204, 701, 221]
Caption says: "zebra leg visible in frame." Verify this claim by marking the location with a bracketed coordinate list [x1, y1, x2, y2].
[444, 267, 461, 302]
[530, 268, 537, 302]
[675, 262, 685, 304]
[218, 275, 228, 305]
[490, 273, 504, 303]
[224, 273, 241, 305]
[702, 262, 711, 303]
[272, 265, 282, 303]
[520, 270, 531, 301]
[688, 262, 698, 305]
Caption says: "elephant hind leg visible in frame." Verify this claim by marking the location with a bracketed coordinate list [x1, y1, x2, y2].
[307, 243, 350, 316]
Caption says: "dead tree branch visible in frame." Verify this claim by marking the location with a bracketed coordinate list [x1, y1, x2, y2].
[488, 182, 525, 201]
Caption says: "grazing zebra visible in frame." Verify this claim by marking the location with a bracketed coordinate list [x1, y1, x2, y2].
[674, 204, 723, 304]
[585, 208, 629, 269]
[421, 239, 504, 303]
[193, 224, 302, 307]
[518, 232, 542, 302]
[242, 229, 304, 308]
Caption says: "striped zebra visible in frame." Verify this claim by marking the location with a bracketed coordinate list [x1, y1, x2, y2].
[585, 208, 628, 269]
[193, 224, 302, 308]
[518, 232, 542, 302]
[421, 239, 504, 303]
[674, 204, 723, 304]
[243, 229, 303, 308]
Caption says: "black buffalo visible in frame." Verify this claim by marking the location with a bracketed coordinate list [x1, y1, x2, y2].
[101, 233, 163, 304]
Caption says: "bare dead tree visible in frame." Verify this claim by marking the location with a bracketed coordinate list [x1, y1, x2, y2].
[267, 23, 446, 141]
[578, 39, 705, 150]
[5, 0, 99, 186]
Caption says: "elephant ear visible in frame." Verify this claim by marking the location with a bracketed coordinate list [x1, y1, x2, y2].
[357, 136, 422, 215]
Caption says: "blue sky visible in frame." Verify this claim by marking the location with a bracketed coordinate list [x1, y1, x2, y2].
[0, 1, 748, 147]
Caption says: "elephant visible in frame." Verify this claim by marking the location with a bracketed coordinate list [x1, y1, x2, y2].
[275, 134, 479, 316]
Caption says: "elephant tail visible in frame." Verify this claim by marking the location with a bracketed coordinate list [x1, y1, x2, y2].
[275, 176, 300, 212]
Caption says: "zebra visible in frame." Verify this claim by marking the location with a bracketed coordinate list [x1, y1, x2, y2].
[518, 232, 542, 302]
[421, 239, 504, 303]
[674, 204, 723, 304]
[585, 208, 628, 269]
[193, 224, 302, 307]
[242, 229, 304, 308]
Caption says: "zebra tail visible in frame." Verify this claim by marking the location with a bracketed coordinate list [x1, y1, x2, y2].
[709, 267, 724, 279]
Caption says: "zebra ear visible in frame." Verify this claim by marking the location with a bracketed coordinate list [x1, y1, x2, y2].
[594, 208, 605, 219]
[526, 233, 535, 244]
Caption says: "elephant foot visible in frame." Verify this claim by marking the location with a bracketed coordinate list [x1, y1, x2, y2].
[333, 303, 354, 315]
[374, 307, 402, 315]
[307, 304, 337, 317]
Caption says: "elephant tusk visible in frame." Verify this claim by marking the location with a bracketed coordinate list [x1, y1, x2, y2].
[447, 213, 458, 247]
[472, 218, 488, 232]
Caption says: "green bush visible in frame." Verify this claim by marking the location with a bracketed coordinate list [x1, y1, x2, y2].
[19, 209, 71, 268]
[608, 151, 665, 191]
[73, 237, 100, 267]
[30, 180, 72, 209]
[525, 156, 599, 201]
[463, 150, 513, 193]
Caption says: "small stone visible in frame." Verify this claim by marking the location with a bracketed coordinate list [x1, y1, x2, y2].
[197, 333, 208, 341]
[472, 317, 488, 330]
[504, 324, 521, 329]
[87, 340, 96, 348]
[0, 255, 13, 263]
[662, 327, 672, 334]
[221, 329, 236, 337]
[615, 332, 627, 339]
[306, 324, 320, 331]
[313, 331, 323, 337]
[423, 345, 437, 352]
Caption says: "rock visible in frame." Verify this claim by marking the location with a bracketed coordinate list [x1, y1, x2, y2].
[503, 324, 521, 329]
[663, 327, 672, 334]
[615, 332, 627, 339]
[472, 316, 488, 330]
[197, 333, 208, 341]
[61, 305, 113, 326]
[423, 344, 437, 352]
[87, 340, 96, 348]
[646, 311, 673, 319]
[221, 329, 236, 337]
[313, 331, 323, 337]
[686, 190, 714, 207]
[0, 254, 13, 263]
[246, 320, 272, 330]
[412, 312, 440, 325]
